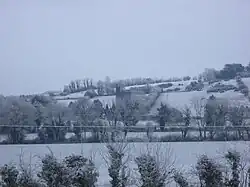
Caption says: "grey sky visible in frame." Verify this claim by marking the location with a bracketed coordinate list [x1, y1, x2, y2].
[0, 0, 250, 95]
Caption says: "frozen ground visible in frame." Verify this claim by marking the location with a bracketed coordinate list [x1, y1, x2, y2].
[54, 91, 87, 100]
[0, 141, 249, 187]
[124, 80, 192, 91]
[242, 77, 250, 88]
[91, 95, 116, 107]
[57, 99, 78, 106]
[150, 90, 250, 115]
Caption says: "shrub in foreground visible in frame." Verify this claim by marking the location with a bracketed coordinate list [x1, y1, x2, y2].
[38, 154, 98, 187]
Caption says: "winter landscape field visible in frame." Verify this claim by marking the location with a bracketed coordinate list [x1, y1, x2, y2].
[1, 1, 250, 186]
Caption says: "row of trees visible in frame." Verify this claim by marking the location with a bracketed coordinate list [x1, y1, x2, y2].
[62, 75, 196, 96]
[0, 93, 143, 144]
[157, 95, 250, 140]
[2, 92, 250, 144]
[61, 62, 250, 95]
[1, 143, 250, 187]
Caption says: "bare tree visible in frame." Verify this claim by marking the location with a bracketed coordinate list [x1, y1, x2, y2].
[7, 102, 26, 144]
[135, 143, 176, 187]
[18, 150, 40, 187]
[71, 98, 95, 141]
[182, 106, 191, 138]
[228, 105, 246, 139]
[100, 141, 132, 187]
[191, 97, 206, 139]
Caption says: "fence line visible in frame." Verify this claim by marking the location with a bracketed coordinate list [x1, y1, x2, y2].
[1, 125, 250, 132]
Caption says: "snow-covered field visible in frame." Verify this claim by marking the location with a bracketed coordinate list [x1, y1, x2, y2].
[150, 90, 250, 115]
[54, 91, 87, 100]
[53, 77, 250, 116]
[243, 77, 250, 88]
[124, 80, 193, 92]
[56, 94, 115, 107]
[54, 77, 250, 113]
[57, 99, 78, 106]
[0, 142, 249, 186]
[91, 95, 116, 107]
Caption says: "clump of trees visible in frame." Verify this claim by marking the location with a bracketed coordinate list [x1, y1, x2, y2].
[185, 81, 204, 92]
[63, 78, 96, 94]
[236, 76, 249, 97]
[156, 103, 183, 131]
[0, 153, 99, 187]
[207, 83, 237, 93]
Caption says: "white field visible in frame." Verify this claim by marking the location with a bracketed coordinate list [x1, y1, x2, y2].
[243, 77, 250, 88]
[91, 95, 116, 107]
[124, 80, 192, 92]
[150, 90, 250, 115]
[57, 99, 78, 106]
[54, 91, 87, 100]
[0, 142, 249, 186]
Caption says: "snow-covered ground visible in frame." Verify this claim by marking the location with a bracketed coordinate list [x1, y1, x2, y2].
[242, 77, 250, 88]
[57, 99, 78, 106]
[53, 77, 250, 117]
[91, 95, 116, 107]
[209, 79, 238, 87]
[0, 141, 249, 186]
[54, 91, 87, 100]
[150, 90, 250, 115]
[124, 80, 193, 92]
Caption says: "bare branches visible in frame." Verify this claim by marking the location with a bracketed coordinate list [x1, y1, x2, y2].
[135, 143, 176, 186]
[190, 96, 206, 124]
[100, 141, 132, 187]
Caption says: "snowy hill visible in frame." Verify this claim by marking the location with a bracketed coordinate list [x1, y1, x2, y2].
[53, 77, 250, 117]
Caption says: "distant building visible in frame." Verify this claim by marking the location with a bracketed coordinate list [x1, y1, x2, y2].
[115, 85, 144, 109]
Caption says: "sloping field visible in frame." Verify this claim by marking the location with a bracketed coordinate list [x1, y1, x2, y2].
[242, 77, 250, 88]
[91, 95, 116, 107]
[57, 99, 78, 106]
[56, 78, 250, 114]
[0, 142, 249, 187]
[124, 80, 192, 91]
[150, 90, 250, 115]
[54, 91, 87, 100]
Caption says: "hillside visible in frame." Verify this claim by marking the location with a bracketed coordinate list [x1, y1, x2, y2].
[54, 77, 250, 117]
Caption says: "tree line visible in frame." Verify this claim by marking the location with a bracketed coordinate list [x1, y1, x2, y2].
[60, 62, 250, 96]
[1, 143, 250, 187]
[2, 92, 250, 144]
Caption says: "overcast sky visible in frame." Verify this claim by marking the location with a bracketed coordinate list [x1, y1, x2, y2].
[0, 0, 250, 95]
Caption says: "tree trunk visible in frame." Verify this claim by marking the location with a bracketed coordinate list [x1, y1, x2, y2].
[246, 130, 250, 140]
[248, 168, 250, 187]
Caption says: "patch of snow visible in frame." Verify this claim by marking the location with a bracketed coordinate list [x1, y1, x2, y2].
[57, 99, 78, 107]
[66, 91, 87, 98]
[25, 133, 38, 141]
[126, 132, 148, 139]
[54, 91, 87, 100]
[124, 80, 193, 92]
[208, 79, 238, 89]
[0, 134, 8, 142]
[242, 77, 250, 88]
[135, 120, 158, 127]
[65, 132, 75, 139]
